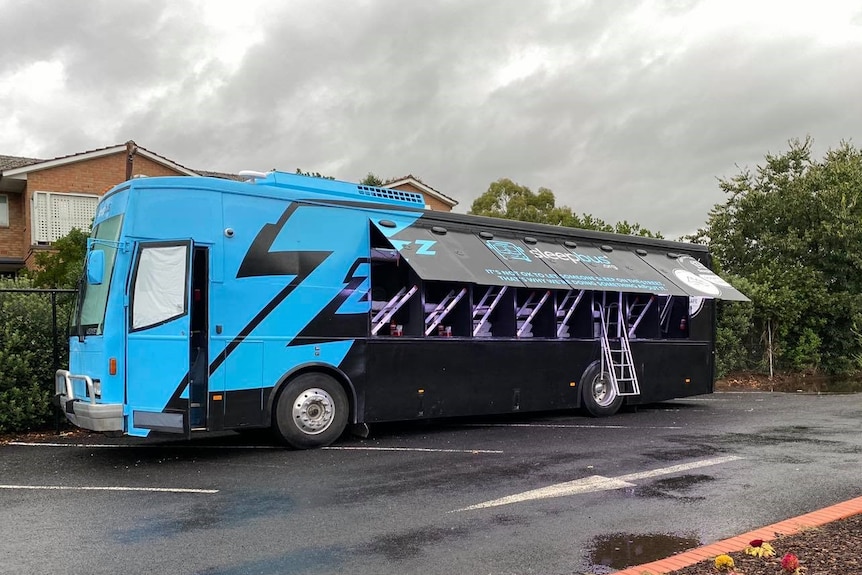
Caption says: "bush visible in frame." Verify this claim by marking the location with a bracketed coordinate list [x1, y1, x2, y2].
[714, 275, 757, 378]
[0, 277, 73, 433]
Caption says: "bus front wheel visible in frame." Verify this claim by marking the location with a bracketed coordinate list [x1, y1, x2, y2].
[273, 373, 349, 449]
[580, 361, 623, 417]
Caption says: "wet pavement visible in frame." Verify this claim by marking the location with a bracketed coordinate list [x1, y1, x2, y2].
[1, 391, 861, 574]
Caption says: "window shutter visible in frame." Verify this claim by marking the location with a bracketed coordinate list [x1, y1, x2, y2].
[0, 195, 8, 227]
[32, 192, 98, 243]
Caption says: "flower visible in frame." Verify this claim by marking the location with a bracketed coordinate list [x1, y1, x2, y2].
[744, 540, 775, 558]
[714, 554, 735, 571]
[781, 552, 802, 573]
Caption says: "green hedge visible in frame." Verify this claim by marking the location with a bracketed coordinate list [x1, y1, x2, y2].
[0, 278, 73, 433]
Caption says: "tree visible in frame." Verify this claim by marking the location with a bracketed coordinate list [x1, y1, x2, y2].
[360, 172, 384, 187]
[469, 178, 662, 237]
[30, 228, 88, 289]
[698, 137, 862, 374]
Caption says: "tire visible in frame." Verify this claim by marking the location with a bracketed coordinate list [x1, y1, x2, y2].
[272, 372, 349, 449]
[580, 361, 623, 417]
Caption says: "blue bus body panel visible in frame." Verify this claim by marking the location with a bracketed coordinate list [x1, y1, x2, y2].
[126, 186, 224, 244]
[93, 187, 129, 227]
[106, 175, 423, 432]
[204, 195, 421, 420]
[126, 311, 192, 436]
[68, 338, 106, 400]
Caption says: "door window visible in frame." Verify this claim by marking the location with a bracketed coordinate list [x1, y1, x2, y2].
[131, 244, 189, 330]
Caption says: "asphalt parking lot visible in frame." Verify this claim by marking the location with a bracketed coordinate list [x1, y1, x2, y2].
[2, 391, 861, 575]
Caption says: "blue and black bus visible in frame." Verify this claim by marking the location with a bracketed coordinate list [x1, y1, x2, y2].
[55, 171, 747, 448]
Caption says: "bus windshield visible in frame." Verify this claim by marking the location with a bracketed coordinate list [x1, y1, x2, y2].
[73, 214, 124, 338]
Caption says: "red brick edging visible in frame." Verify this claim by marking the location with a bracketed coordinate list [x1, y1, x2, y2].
[612, 495, 862, 575]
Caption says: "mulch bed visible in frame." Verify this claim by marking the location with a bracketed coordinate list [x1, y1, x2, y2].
[0, 427, 93, 445]
[665, 513, 862, 575]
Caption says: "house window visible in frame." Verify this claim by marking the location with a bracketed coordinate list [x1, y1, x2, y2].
[31, 192, 98, 243]
[0, 195, 8, 227]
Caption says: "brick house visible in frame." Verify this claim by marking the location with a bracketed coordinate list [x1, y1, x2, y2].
[383, 175, 458, 212]
[0, 142, 457, 275]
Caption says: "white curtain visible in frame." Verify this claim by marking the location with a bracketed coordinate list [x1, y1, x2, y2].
[132, 245, 188, 329]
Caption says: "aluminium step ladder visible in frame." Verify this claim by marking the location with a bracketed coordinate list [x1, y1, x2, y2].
[595, 300, 641, 397]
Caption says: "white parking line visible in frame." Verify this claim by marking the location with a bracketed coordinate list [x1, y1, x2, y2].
[454, 455, 743, 512]
[323, 446, 503, 454]
[460, 423, 683, 430]
[7, 441, 502, 454]
[0, 485, 218, 494]
[7, 442, 277, 449]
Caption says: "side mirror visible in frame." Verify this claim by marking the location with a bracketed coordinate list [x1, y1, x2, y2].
[87, 250, 105, 285]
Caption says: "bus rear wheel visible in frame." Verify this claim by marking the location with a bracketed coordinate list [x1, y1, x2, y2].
[273, 373, 348, 449]
[580, 361, 623, 417]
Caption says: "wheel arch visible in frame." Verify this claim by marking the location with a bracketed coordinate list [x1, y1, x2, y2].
[264, 363, 358, 427]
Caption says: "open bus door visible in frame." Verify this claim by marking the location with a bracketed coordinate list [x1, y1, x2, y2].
[126, 240, 209, 437]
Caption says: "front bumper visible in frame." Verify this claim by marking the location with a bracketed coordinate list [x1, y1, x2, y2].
[54, 370, 123, 432]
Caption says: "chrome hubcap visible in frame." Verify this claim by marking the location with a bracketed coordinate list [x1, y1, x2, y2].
[292, 388, 335, 434]
[592, 374, 617, 407]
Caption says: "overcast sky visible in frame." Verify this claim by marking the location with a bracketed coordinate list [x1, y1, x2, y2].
[2, 0, 861, 239]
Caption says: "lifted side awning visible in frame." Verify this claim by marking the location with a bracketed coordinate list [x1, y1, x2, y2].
[372, 220, 749, 301]
[637, 250, 749, 301]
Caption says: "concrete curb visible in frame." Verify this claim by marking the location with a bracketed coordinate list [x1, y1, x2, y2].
[612, 495, 862, 574]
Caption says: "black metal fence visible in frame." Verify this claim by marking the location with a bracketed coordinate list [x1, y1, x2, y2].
[0, 288, 77, 432]
[0, 288, 77, 371]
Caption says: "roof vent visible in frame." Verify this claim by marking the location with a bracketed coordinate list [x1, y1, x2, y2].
[356, 185, 424, 206]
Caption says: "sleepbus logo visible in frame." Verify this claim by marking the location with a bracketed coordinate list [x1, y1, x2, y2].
[485, 241, 532, 262]
[485, 240, 613, 266]
[528, 248, 611, 266]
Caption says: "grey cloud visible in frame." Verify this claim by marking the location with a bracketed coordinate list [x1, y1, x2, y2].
[3, 0, 862, 239]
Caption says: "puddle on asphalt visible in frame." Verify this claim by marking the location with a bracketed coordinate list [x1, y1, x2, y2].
[587, 532, 700, 571]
